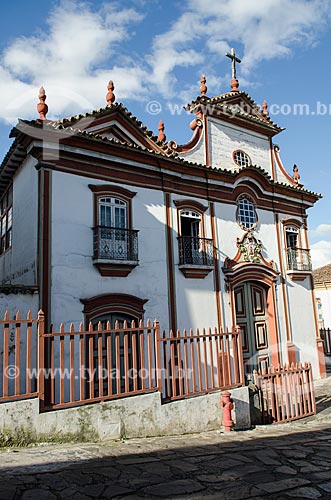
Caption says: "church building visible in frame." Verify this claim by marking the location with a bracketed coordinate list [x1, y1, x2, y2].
[0, 50, 326, 379]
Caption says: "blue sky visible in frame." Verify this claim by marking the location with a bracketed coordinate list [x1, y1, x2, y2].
[0, 0, 331, 267]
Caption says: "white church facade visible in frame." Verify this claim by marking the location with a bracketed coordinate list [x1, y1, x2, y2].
[0, 58, 326, 380]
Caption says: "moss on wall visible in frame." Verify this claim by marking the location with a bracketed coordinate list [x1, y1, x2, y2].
[0, 421, 99, 448]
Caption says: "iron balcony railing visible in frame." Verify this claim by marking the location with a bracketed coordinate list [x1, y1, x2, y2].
[93, 226, 138, 261]
[178, 236, 214, 266]
[286, 247, 312, 271]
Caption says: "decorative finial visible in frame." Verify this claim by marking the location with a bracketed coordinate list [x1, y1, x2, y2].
[157, 120, 166, 142]
[262, 100, 269, 117]
[293, 164, 301, 184]
[200, 75, 207, 96]
[230, 78, 239, 91]
[226, 48, 241, 92]
[106, 80, 115, 105]
[37, 86, 48, 120]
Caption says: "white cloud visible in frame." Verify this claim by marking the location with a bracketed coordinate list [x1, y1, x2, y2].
[0, 1, 146, 123]
[149, 0, 331, 97]
[311, 240, 331, 269]
[0, 0, 330, 124]
[311, 224, 331, 237]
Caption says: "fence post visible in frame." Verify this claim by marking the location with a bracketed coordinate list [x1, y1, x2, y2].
[3, 311, 9, 398]
[37, 309, 45, 410]
[154, 320, 162, 393]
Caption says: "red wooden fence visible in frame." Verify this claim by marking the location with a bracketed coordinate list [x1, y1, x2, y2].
[159, 326, 244, 401]
[40, 319, 161, 410]
[253, 362, 316, 424]
[1, 310, 246, 409]
[0, 310, 39, 402]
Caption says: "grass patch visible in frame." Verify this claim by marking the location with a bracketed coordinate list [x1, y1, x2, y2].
[0, 426, 98, 448]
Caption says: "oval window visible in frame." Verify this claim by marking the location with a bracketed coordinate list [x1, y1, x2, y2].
[237, 196, 257, 231]
[233, 150, 251, 167]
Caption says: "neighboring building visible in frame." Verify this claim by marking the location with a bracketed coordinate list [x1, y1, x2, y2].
[314, 263, 331, 328]
[0, 59, 326, 379]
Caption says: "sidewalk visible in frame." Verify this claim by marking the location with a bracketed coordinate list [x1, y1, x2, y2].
[0, 377, 330, 500]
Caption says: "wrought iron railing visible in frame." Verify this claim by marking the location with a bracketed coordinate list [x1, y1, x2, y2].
[178, 236, 214, 266]
[93, 226, 138, 261]
[286, 247, 312, 271]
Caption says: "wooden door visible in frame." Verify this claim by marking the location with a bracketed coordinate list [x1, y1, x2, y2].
[234, 282, 270, 378]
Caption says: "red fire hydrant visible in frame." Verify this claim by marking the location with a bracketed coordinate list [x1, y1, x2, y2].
[220, 391, 234, 432]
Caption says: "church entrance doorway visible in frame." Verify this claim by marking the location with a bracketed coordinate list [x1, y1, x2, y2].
[234, 281, 270, 379]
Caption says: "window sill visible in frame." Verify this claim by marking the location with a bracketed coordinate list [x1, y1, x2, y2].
[286, 269, 312, 281]
[93, 259, 138, 277]
[178, 264, 214, 279]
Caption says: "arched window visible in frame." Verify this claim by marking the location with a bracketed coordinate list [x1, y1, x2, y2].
[285, 226, 299, 249]
[98, 196, 127, 229]
[179, 209, 201, 240]
[173, 200, 214, 276]
[81, 294, 148, 396]
[81, 293, 147, 324]
[236, 196, 257, 231]
[281, 219, 311, 273]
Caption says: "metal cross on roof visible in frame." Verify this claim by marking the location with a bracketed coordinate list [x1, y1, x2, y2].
[226, 48, 241, 79]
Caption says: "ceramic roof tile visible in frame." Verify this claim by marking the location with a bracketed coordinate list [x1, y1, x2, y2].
[186, 91, 283, 133]
[313, 264, 331, 283]
[4, 117, 321, 201]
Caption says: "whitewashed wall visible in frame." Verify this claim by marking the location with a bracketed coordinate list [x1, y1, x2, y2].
[208, 119, 271, 174]
[0, 292, 39, 320]
[170, 195, 218, 331]
[50, 171, 169, 330]
[315, 289, 331, 328]
[179, 129, 205, 165]
[0, 157, 38, 286]
[287, 280, 319, 376]
[48, 169, 322, 378]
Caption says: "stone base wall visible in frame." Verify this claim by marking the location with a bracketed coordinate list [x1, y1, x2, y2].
[0, 387, 250, 442]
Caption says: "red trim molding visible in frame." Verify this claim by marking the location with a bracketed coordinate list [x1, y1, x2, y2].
[210, 201, 223, 329]
[280, 217, 303, 228]
[38, 168, 51, 329]
[93, 261, 138, 277]
[178, 266, 213, 279]
[174, 199, 208, 212]
[223, 262, 278, 287]
[165, 193, 177, 331]
[88, 184, 137, 199]
[286, 271, 310, 282]
[273, 145, 297, 186]
[275, 213, 292, 342]
[81, 293, 148, 323]
[269, 138, 276, 181]
[167, 121, 203, 153]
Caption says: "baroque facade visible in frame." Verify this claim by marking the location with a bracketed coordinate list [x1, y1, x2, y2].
[0, 64, 326, 379]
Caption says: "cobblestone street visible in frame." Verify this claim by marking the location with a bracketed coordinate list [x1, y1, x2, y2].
[0, 378, 330, 500]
